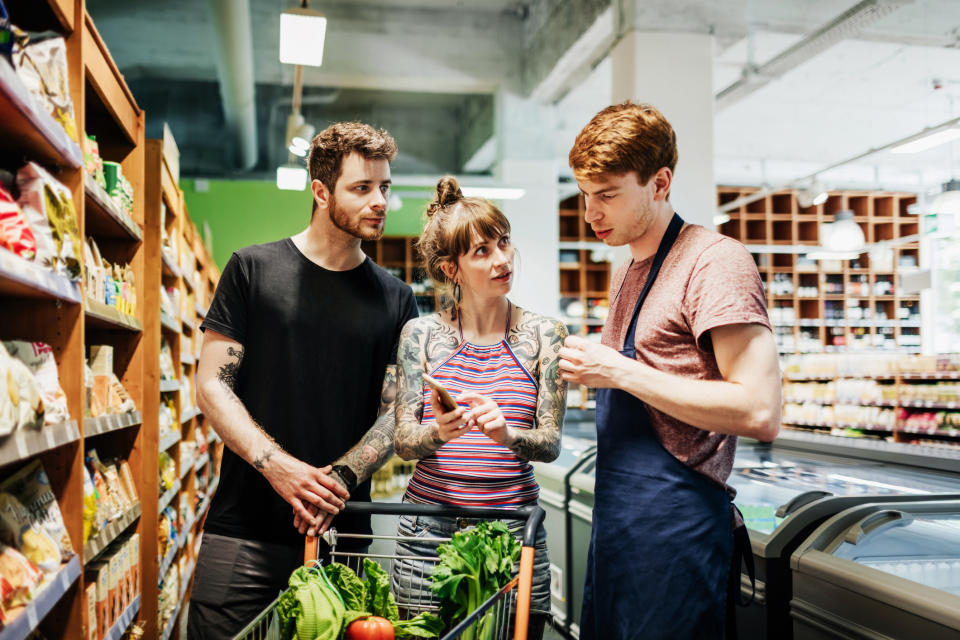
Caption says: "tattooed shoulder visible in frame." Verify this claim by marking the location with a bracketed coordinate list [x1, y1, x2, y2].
[217, 345, 244, 390]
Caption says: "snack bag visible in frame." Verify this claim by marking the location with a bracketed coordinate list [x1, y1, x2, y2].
[82, 465, 100, 543]
[0, 344, 44, 431]
[0, 491, 60, 572]
[0, 184, 37, 260]
[1, 460, 75, 561]
[12, 33, 77, 140]
[0, 543, 42, 608]
[16, 162, 82, 280]
[3, 340, 68, 425]
[0, 343, 17, 436]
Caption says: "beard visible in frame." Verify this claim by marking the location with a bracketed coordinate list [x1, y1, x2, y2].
[328, 194, 384, 241]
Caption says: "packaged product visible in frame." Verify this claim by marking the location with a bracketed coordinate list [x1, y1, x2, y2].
[109, 373, 136, 414]
[11, 33, 77, 140]
[16, 162, 82, 279]
[86, 450, 121, 520]
[1, 459, 75, 562]
[0, 491, 60, 572]
[102, 465, 130, 513]
[89, 345, 112, 414]
[0, 184, 37, 260]
[108, 548, 121, 623]
[83, 134, 106, 188]
[0, 343, 44, 431]
[85, 581, 97, 640]
[86, 561, 109, 639]
[118, 462, 138, 505]
[82, 465, 100, 544]
[128, 533, 140, 596]
[0, 543, 42, 609]
[3, 340, 69, 426]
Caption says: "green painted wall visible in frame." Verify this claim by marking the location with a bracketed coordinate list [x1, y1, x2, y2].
[182, 178, 429, 269]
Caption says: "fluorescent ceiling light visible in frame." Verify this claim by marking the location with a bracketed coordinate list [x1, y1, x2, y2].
[805, 250, 861, 261]
[890, 128, 960, 154]
[276, 166, 308, 191]
[279, 8, 327, 67]
[461, 187, 526, 200]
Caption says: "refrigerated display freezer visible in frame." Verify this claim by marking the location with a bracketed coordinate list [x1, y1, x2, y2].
[531, 435, 596, 632]
[791, 499, 960, 639]
[731, 434, 960, 640]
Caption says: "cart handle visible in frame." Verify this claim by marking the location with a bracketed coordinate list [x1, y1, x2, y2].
[330, 502, 546, 547]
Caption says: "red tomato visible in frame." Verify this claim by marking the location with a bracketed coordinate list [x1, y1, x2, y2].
[345, 616, 395, 640]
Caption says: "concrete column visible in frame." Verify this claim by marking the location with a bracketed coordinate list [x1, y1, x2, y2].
[610, 31, 716, 228]
[493, 90, 561, 317]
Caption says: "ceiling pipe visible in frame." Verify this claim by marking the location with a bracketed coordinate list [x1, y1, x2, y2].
[206, 0, 259, 169]
[716, 0, 914, 111]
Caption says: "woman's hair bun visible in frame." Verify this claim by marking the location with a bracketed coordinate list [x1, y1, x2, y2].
[426, 175, 462, 217]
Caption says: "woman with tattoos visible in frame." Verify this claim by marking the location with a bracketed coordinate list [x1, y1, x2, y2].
[391, 176, 568, 639]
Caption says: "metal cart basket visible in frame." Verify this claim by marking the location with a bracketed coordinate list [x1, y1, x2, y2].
[234, 501, 545, 640]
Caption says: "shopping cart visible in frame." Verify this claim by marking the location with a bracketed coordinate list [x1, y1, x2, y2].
[234, 501, 544, 640]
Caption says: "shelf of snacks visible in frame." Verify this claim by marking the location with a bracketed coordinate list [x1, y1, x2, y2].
[158, 479, 181, 514]
[158, 430, 181, 454]
[0, 246, 82, 303]
[159, 312, 179, 335]
[82, 174, 142, 242]
[0, 55, 82, 171]
[83, 411, 141, 439]
[84, 502, 141, 566]
[0, 556, 82, 640]
[84, 298, 143, 333]
[158, 380, 179, 394]
[103, 594, 140, 640]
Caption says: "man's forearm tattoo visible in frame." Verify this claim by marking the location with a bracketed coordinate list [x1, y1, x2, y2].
[338, 366, 399, 482]
[253, 444, 278, 471]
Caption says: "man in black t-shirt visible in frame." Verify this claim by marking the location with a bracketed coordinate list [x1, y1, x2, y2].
[187, 122, 418, 639]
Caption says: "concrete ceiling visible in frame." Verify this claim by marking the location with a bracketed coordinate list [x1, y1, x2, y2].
[87, 0, 960, 198]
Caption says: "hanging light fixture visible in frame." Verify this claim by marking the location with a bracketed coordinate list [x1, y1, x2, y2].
[806, 210, 866, 261]
[279, 4, 327, 67]
[797, 179, 829, 208]
[930, 179, 960, 215]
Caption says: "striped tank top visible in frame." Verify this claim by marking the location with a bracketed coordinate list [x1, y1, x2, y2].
[404, 304, 540, 507]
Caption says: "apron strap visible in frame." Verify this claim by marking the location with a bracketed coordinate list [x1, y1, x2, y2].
[725, 505, 757, 639]
[622, 213, 685, 351]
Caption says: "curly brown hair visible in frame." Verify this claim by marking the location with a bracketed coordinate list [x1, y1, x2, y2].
[568, 102, 677, 189]
[308, 121, 398, 196]
[417, 176, 511, 308]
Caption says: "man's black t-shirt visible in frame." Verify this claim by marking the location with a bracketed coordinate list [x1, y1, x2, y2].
[200, 238, 418, 546]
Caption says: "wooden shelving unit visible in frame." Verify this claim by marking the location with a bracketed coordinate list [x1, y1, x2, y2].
[717, 187, 921, 355]
[0, 3, 221, 637]
[557, 194, 612, 409]
[361, 236, 439, 315]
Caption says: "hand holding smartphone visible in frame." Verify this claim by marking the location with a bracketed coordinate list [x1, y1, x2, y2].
[422, 373, 458, 413]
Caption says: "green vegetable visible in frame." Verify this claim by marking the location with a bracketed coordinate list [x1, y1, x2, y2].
[431, 520, 520, 640]
[393, 614, 445, 639]
[362, 558, 401, 623]
[324, 562, 368, 612]
[277, 565, 347, 640]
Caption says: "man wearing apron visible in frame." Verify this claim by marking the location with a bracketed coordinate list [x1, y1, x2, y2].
[558, 103, 781, 639]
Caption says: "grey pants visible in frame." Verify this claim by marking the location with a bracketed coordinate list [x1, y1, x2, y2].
[390, 509, 551, 640]
[186, 533, 303, 640]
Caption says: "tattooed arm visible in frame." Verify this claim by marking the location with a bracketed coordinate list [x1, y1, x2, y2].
[507, 316, 567, 462]
[330, 365, 400, 483]
[394, 317, 463, 460]
[197, 330, 348, 530]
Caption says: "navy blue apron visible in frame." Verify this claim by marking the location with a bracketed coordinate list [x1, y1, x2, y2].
[580, 213, 742, 640]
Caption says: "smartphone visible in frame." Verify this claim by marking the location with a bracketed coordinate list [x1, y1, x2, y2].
[422, 373, 458, 413]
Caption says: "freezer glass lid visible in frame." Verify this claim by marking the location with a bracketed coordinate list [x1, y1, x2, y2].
[554, 435, 595, 467]
[730, 446, 960, 535]
[831, 512, 960, 596]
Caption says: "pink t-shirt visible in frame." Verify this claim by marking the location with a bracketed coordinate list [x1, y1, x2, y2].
[601, 224, 771, 491]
